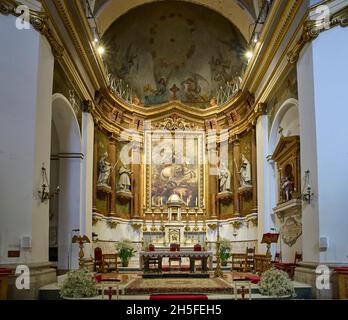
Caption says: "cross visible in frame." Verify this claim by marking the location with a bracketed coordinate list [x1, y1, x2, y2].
[170, 84, 180, 100]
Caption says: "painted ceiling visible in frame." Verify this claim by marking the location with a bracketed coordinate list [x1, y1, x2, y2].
[102, 1, 247, 108]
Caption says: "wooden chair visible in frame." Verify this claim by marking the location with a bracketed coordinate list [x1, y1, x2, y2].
[286, 252, 302, 279]
[231, 253, 247, 272]
[245, 247, 255, 272]
[102, 254, 118, 272]
[169, 243, 181, 270]
[254, 254, 272, 274]
[94, 247, 109, 273]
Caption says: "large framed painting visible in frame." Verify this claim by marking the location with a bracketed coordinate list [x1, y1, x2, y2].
[144, 126, 205, 213]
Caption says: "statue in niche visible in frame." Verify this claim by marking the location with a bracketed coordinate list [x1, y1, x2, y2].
[281, 164, 295, 202]
[97, 152, 112, 188]
[239, 154, 252, 187]
[218, 163, 231, 193]
[117, 163, 132, 192]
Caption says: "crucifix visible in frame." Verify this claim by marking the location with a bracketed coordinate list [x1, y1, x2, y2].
[170, 84, 180, 100]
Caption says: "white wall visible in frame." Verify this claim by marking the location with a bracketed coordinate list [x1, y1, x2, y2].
[297, 26, 348, 263]
[0, 15, 54, 265]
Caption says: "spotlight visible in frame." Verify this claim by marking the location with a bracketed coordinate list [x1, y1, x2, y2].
[97, 46, 105, 55]
[253, 32, 259, 44]
[245, 51, 253, 60]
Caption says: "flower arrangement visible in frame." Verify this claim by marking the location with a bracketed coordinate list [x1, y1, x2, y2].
[115, 239, 136, 267]
[60, 269, 98, 299]
[258, 268, 295, 297]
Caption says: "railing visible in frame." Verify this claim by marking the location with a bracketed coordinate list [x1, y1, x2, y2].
[107, 74, 134, 105]
[216, 76, 242, 106]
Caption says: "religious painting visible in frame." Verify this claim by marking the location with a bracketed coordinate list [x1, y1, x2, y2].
[102, 1, 246, 109]
[145, 129, 205, 211]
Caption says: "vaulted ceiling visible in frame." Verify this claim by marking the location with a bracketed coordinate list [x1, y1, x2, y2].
[93, 0, 261, 41]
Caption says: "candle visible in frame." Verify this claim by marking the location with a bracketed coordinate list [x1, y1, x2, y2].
[195, 197, 198, 207]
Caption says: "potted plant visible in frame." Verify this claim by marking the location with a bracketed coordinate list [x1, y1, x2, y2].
[219, 239, 232, 266]
[258, 268, 296, 299]
[60, 269, 98, 299]
[115, 240, 136, 267]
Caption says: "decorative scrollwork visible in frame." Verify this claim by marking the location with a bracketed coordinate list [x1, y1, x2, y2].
[288, 6, 348, 64]
[152, 114, 196, 131]
[0, 0, 64, 57]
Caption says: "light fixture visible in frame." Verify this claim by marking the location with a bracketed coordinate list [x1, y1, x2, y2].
[38, 163, 60, 203]
[252, 32, 259, 44]
[302, 170, 314, 204]
[97, 45, 105, 55]
[245, 50, 253, 61]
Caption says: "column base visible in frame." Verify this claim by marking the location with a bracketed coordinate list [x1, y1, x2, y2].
[1, 262, 57, 300]
[294, 261, 347, 299]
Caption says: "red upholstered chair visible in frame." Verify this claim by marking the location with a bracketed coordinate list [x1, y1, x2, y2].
[169, 243, 181, 270]
[147, 244, 159, 270]
[94, 247, 109, 273]
[193, 244, 203, 270]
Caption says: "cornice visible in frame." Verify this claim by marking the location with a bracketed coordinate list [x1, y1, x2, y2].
[51, 0, 100, 89]
[0, 0, 64, 57]
[246, 0, 303, 93]
[287, 4, 348, 63]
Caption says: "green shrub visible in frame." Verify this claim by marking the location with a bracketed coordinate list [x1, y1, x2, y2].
[60, 269, 98, 298]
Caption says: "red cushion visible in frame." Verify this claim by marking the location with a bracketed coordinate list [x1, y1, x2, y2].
[245, 275, 261, 284]
[0, 268, 12, 275]
[334, 267, 348, 272]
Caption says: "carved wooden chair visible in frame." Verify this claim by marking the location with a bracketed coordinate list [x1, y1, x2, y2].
[94, 247, 109, 273]
[245, 247, 256, 272]
[169, 243, 181, 270]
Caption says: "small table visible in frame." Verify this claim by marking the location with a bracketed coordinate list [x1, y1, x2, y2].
[101, 278, 121, 300]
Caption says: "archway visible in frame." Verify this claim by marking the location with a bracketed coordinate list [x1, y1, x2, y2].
[49, 93, 82, 271]
[268, 98, 301, 262]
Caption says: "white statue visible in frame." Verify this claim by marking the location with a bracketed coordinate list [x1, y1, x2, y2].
[97, 152, 112, 187]
[281, 176, 294, 202]
[239, 154, 251, 187]
[118, 163, 132, 192]
[218, 163, 231, 192]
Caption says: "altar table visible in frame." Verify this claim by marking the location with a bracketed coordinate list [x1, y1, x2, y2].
[140, 251, 213, 273]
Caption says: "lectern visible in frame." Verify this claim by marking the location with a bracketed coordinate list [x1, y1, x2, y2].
[261, 233, 279, 259]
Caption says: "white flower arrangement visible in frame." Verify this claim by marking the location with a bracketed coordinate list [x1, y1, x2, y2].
[60, 269, 98, 298]
[259, 268, 295, 297]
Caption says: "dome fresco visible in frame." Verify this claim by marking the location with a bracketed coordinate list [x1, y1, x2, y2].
[102, 1, 247, 108]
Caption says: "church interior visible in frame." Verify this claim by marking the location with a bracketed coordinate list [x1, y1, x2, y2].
[0, 0, 348, 301]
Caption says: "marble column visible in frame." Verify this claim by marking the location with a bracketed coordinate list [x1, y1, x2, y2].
[251, 126, 258, 212]
[232, 137, 241, 216]
[92, 125, 98, 212]
[108, 134, 117, 214]
[297, 26, 348, 264]
[256, 114, 271, 253]
[208, 145, 218, 219]
[0, 14, 54, 265]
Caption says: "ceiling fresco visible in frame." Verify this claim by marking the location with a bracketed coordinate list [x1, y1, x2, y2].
[102, 1, 247, 108]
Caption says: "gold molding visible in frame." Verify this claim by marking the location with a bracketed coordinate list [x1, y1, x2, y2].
[0, 0, 64, 57]
[288, 5, 348, 63]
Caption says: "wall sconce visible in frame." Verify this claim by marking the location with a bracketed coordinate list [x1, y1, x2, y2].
[38, 163, 60, 203]
[302, 170, 314, 204]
